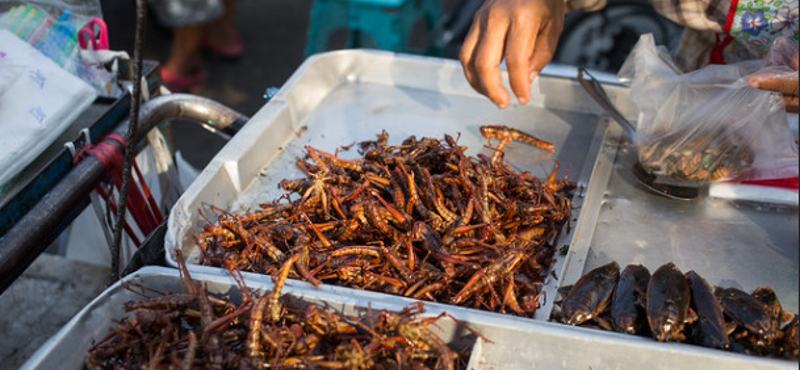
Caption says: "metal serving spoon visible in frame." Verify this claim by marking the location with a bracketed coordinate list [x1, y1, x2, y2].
[577, 67, 699, 200]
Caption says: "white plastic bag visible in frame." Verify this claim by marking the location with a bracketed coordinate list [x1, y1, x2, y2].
[0, 30, 97, 188]
[618, 34, 798, 183]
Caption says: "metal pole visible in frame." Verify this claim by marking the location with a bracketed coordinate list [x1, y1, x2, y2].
[0, 157, 107, 294]
[0, 94, 247, 294]
[110, 0, 148, 282]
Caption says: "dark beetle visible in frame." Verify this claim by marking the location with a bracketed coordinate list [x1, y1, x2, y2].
[715, 286, 777, 345]
[752, 287, 793, 326]
[562, 261, 620, 326]
[686, 270, 730, 350]
[647, 262, 692, 342]
[611, 264, 650, 335]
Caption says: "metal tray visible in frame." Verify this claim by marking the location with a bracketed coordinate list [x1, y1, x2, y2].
[558, 138, 799, 315]
[21, 266, 795, 370]
[466, 324, 794, 370]
[164, 49, 636, 321]
[18, 266, 480, 370]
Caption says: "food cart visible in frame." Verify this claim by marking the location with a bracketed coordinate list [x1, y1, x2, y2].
[14, 50, 799, 369]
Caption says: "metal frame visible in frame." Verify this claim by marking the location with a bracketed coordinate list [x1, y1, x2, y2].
[0, 90, 248, 294]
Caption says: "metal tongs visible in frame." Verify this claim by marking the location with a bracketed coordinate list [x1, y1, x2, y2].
[577, 67, 699, 200]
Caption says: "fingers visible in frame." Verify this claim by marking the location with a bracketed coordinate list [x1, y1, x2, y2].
[750, 73, 800, 96]
[528, 1, 564, 79]
[473, 10, 512, 108]
[460, 6, 511, 108]
[459, 0, 566, 109]
[505, 16, 536, 105]
[749, 70, 800, 112]
[460, 19, 484, 95]
[527, 19, 562, 81]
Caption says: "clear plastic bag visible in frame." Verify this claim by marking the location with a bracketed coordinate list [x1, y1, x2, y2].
[0, 0, 120, 96]
[747, 37, 799, 113]
[0, 0, 101, 25]
[618, 34, 798, 183]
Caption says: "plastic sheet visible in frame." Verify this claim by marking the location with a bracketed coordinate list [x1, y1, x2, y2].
[618, 34, 799, 184]
[0, 1, 117, 96]
[0, 29, 96, 189]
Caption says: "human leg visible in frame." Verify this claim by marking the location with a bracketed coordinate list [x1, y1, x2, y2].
[204, 0, 243, 58]
[162, 25, 207, 92]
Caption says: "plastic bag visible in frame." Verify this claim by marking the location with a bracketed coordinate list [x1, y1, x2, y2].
[0, 48, 26, 96]
[0, 1, 120, 96]
[0, 0, 101, 25]
[747, 37, 799, 113]
[0, 29, 96, 190]
[618, 34, 798, 183]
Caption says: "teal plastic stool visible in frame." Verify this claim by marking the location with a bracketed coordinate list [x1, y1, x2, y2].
[304, 0, 442, 57]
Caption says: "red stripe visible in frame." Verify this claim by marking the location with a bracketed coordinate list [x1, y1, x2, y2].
[723, 0, 740, 33]
[74, 132, 163, 245]
[709, 0, 741, 64]
[133, 160, 164, 224]
[741, 177, 800, 190]
[709, 34, 736, 64]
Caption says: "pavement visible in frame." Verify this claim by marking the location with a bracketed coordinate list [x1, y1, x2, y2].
[0, 254, 110, 370]
[102, 0, 460, 170]
[100, 0, 317, 169]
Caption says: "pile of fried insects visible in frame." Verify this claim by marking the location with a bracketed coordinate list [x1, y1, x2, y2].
[85, 251, 483, 369]
[196, 126, 572, 317]
[557, 261, 798, 360]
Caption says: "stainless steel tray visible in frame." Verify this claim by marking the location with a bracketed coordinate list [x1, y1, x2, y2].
[560, 138, 799, 315]
[467, 325, 794, 370]
[164, 50, 636, 321]
[18, 266, 479, 370]
[21, 266, 794, 370]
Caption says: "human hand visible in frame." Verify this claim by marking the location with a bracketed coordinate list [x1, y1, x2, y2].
[748, 51, 799, 113]
[460, 0, 566, 108]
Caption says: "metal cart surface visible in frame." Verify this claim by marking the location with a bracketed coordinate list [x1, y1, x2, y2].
[19, 50, 799, 369]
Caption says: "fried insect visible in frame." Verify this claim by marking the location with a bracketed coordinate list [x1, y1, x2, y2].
[611, 264, 649, 335]
[647, 263, 693, 342]
[716, 286, 778, 346]
[480, 125, 555, 154]
[196, 131, 575, 318]
[687, 270, 729, 350]
[86, 253, 478, 369]
[558, 262, 797, 361]
[561, 261, 620, 326]
[637, 127, 754, 182]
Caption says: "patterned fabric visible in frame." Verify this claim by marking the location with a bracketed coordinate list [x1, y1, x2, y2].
[650, 0, 730, 31]
[650, 0, 798, 69]
[568, 0, 731, 70]
[568, 0, 798, 71]
[722, 0, 799, 63]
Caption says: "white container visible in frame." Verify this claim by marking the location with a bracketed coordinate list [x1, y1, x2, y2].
[164, 50, 632, 322]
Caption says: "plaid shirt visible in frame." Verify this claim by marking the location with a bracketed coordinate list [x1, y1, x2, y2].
[567, 0, 734, 71]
